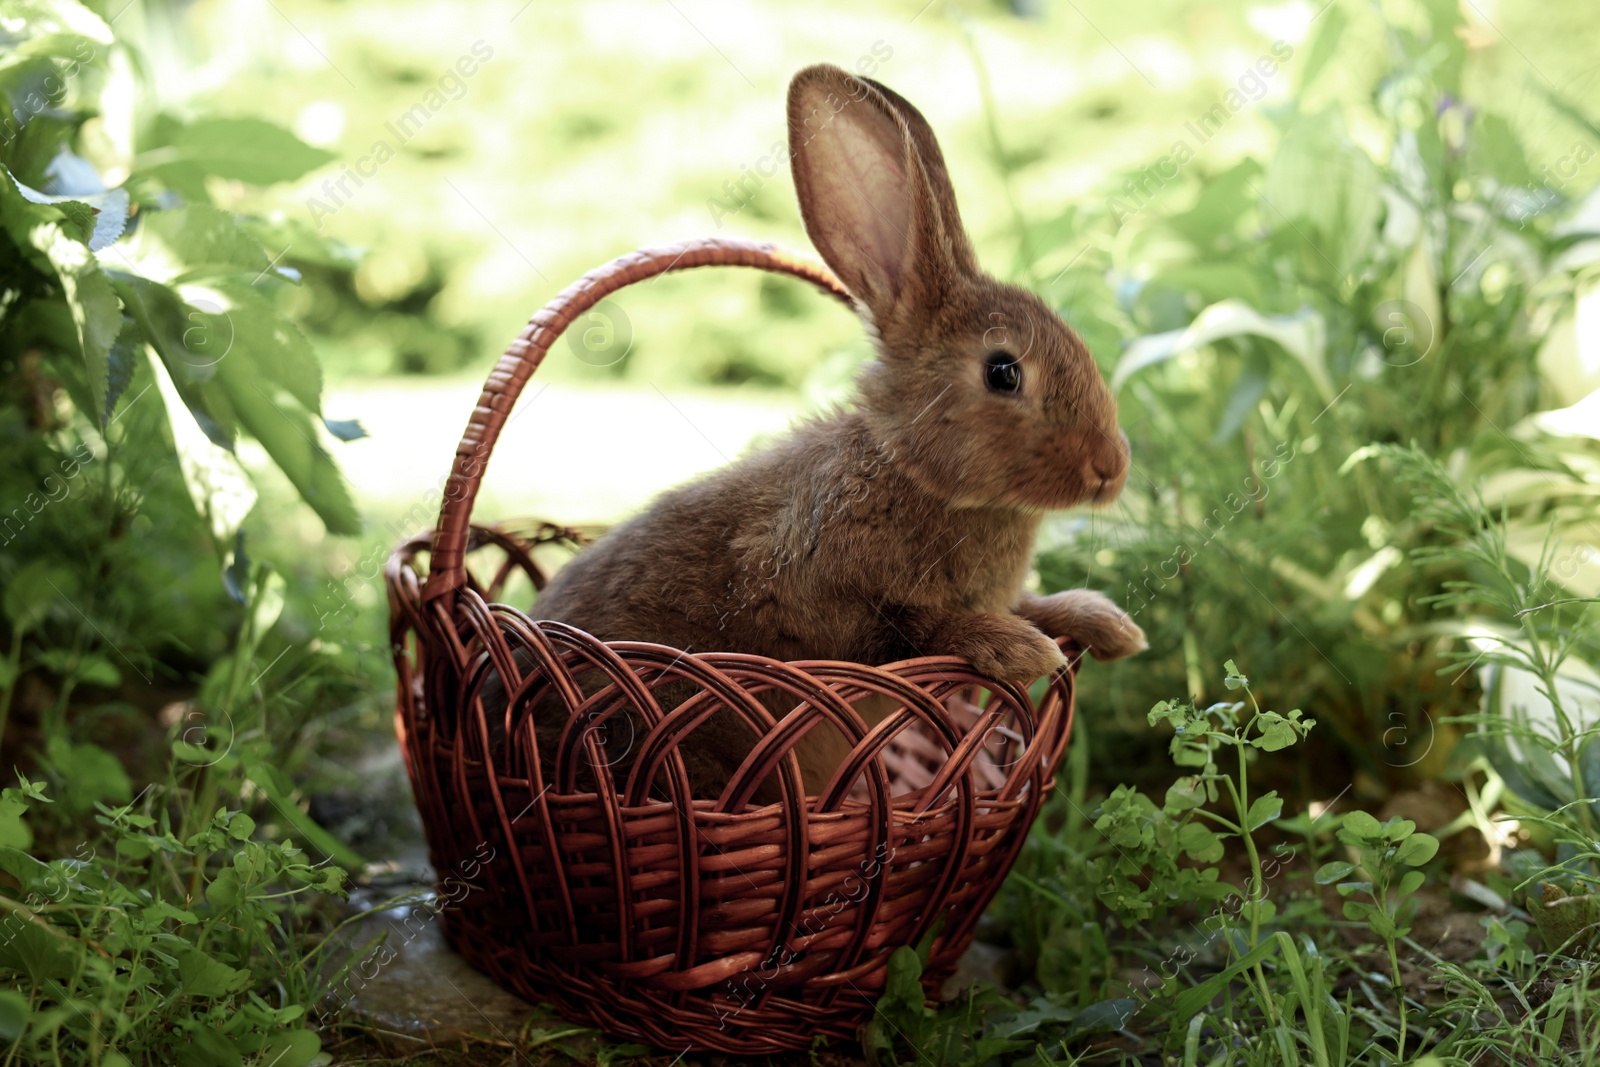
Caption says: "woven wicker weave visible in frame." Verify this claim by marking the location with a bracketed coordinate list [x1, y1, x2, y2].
[385, 237, 1079, 1054]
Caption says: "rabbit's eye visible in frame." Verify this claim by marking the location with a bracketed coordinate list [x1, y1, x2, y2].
[984, 352, 1023, 394]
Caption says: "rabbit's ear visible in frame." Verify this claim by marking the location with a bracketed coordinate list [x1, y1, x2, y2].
[855, 75, 977, 275]
[787, 65, 975, 316]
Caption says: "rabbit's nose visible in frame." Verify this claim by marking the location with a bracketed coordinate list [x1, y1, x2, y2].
[1091, 439, 1129, 482]
[1087, 433, 1130, 503]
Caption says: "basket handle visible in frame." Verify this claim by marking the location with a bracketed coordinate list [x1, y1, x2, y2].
[424, 238, 854, 601]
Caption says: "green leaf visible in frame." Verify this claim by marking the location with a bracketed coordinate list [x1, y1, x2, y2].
[1315, 861, 1357, 884]
[1223, 660, 1247, 690]
[254, 1030, 321, 1067]
[880, 944, 928, 1014]
[1245, 792, 1283, 831]
[1148, 698, 1190, 729]
[139, 203, 269, 282]
[1341, 900, 1373, 921]
[175, 946, 250, 997]
[226, 812, 256, 840]
[1238, 896, 1277, 926]
[1262, 112, 1382, 279]
[0, 847, 60, 897]
[142, 900, 200, 926]
[1251, 716, 1300, 752]
[238, 214, 361, 271]
[1398, 870, 1426, 896]
[1176, 821, 1224, 863]
[1338, 810, 1383, 842]
[113, 273, 236, 448]
[211, 279, 324, 413]
[1297, 3, 1346, 92]
[150, 353, 258, 549]
[10, 169, 129, 251]
[1580, 737, 1600, 803]
[33, 219, 122, 426]
[243, 761, 363, 870]
[1475, 722, 1565, 811]
[0, 990, 26, 1042]
[1113, 300, 1333, 401]
[206, 866, 241, 909]
[1380, 817, 1416, 842]
[1166, 159, 1262, 245]
[3, 561, 75, 630]
[0, 915, 83, 980]
[0, 793, 34, 850]
[214, 357, 357, 535]
[103, 317, 140, 422]
[1395, 833, 1439, 867]
[1163, 775, 1207, 813]
[149, 116, 335, 185]
[1040, 997, 1136, 1043]
[54, 652, 119, 687]
[1172, 935, 1281, 1020]
[42, 738, 131, 804]
[36, 650, 118, 687]
[1212, 351, 1270, 445]
[1469, 114, 1534, 188]
[174, 1023, 244, 1067]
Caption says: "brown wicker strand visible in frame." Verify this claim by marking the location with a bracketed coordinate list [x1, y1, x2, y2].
[425, 239, 853, 604]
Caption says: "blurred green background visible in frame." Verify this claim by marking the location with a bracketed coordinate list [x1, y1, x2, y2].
[160, 0, 1594, 526]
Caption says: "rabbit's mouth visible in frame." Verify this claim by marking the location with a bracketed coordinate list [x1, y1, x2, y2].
[1084, 427, 1132, 505]
[1091, 478, 1120, 505]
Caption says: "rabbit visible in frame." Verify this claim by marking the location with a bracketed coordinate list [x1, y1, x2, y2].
[492, 63, 1145, 802]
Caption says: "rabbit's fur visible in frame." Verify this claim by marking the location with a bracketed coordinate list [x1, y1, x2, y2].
[503, 64, 1145, 800]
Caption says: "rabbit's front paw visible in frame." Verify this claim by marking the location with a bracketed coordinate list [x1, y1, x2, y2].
[1025, 589, 1146, 662]
[938, 612, 1070, 685]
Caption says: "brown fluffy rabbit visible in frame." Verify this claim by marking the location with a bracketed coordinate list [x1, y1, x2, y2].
[512, 64, 1145, 800]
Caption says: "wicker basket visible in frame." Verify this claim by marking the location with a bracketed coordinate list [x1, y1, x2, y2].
[384, 237, 1079, 1054]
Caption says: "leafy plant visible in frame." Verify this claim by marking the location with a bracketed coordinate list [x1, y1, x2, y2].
[1029, 0, 1600, 789]
[1314, 810, 1439, 1056]
[0, 0, 362, 573]
[862, 942, 1134, 1067]
[1368, 445, 1600, 858]
[0, 566, 352, 1066]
